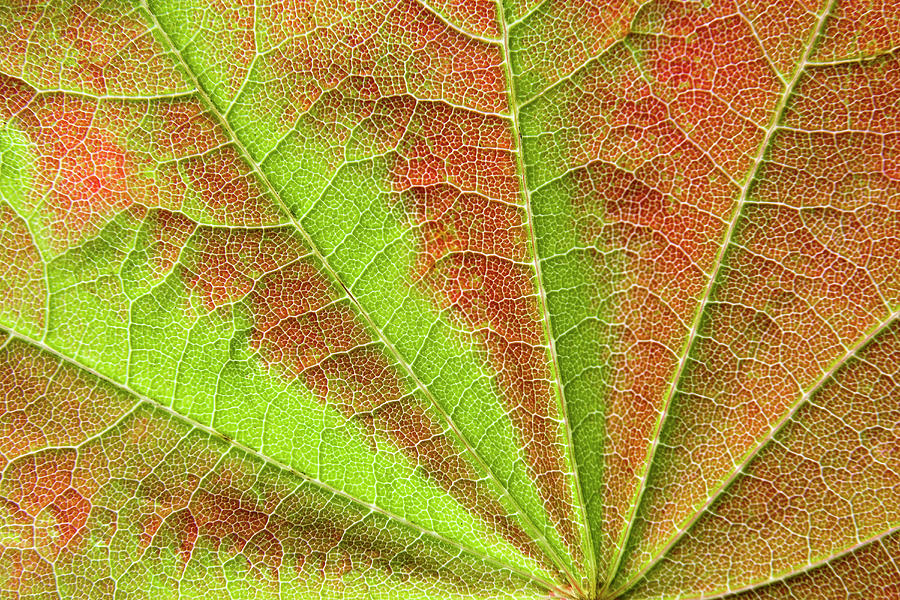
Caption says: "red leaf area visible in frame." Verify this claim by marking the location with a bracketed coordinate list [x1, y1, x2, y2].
[0, 204, 45, 331]
[625, 323, 900, 598]
[258, 0, 505, 129]
[426, 0, 499, 39]
[0, 345, 133, 470]
[183, 227, 305, 312]
[144, 209, 197, 281]
[3, 451, 90, 560]
[0, 345, 132, 564]
[133, 448, 296, 580]
[622, 48, 900, 582]
[143, 98, 282, 225]
[0, 78, 131, 250]
[126, 443, 510, 588]
[0, 74, 281, 253]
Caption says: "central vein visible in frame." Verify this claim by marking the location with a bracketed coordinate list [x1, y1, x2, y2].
[495, 2, 595, 596]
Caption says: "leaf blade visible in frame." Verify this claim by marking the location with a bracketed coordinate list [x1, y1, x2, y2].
[2, 0, 899, 598]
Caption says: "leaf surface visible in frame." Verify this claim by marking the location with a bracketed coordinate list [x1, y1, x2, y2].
[0, 1, 897, 598]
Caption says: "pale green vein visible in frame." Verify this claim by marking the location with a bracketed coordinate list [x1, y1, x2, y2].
[689, 526, 900, 600]
[604, 0, 839, 590]
[498, 1, 593, 595]
[0, 325, 558, 593]
[609, 307, 900, 598]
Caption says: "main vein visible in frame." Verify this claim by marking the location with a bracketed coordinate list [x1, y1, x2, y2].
[609, 308, 900, 598]
[688, 526, 900, 600]
[1, 326, 555, 591]
[605, 0, 839, 591]
[495, 2, 595, 596]
[139, 0, 573, 582]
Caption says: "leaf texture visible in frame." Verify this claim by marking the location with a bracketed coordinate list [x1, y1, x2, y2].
[0, 0, 897, 598]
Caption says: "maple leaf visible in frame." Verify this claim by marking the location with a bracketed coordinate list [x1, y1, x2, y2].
[0, 0, 898, 599]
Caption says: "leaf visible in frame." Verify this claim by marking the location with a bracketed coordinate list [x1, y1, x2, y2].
[0, 0, 897, 598]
